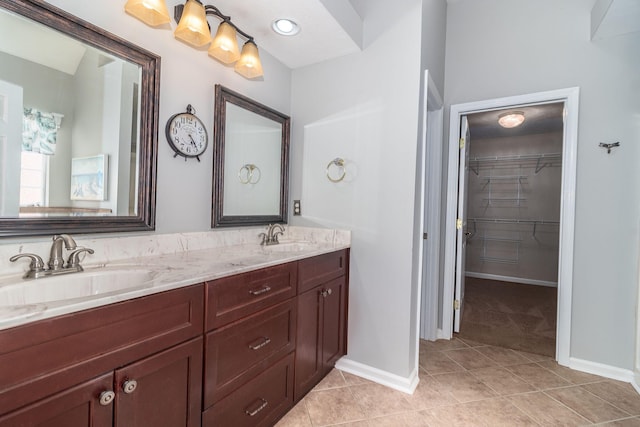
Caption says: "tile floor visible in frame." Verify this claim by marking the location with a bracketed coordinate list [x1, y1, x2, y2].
[276, 338, 640, 426]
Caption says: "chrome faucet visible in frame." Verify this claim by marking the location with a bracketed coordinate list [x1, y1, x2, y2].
[259, 224, 285, 246]
[10, 234, 94, 279]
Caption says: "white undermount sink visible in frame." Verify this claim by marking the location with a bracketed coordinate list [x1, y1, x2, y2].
[0, 268, 154, 307]
[261, 242, 316, 252]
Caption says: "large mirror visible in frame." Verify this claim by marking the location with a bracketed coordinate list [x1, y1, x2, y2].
[212, 85, 289, 227]
[0, 0, 159, 237]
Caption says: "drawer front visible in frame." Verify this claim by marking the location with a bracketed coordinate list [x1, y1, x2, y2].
[204, 299, 296, 407]
[202, 353, 294, 427]
[206, 262, 297, 330]
[298, 249, 348, 294]
[0, 284, 204, 415]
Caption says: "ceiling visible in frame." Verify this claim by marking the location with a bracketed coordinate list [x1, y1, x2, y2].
[0, 8, 87, 75]
[467, 103, 565, 140]
[166, 0, 364, 69]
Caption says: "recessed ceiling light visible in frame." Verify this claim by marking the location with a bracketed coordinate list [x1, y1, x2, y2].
[272, 19, 300, 36]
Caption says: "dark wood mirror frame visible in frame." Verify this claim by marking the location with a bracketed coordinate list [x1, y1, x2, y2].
[212, 85, 290, 228]
[0, 0, 159, 237]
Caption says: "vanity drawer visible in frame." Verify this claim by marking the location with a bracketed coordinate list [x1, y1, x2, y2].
[205, 262, 297, 330]
[202, 353, 294, 427]
[298, 249, 348, 293]
[204, 299, 296, 406]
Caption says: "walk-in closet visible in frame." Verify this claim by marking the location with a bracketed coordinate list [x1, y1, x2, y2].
[457, 102, 564, 357]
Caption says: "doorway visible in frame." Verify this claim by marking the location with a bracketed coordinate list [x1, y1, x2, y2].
[456, 103, 564, 357]
[441, 88, 579, 366]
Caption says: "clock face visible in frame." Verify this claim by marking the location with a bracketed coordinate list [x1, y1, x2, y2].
[166, 113, 208, 158]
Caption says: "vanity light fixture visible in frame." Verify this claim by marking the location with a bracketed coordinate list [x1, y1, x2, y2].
[125, 0, 264, 79]
[498, 111, 525, 128]
[124, 0, 171, 26]
[272, 19, 300, 36]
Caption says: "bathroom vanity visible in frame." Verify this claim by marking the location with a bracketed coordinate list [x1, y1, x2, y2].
[0, 234, 349, 427]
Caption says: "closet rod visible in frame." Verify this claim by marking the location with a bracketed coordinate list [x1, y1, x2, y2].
[470, 152, 562, 163]
[469, 218, 559, 225]
[470, 217, 559, 239]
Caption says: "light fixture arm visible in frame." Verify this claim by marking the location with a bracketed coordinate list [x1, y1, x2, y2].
[174, 3, 255, 43]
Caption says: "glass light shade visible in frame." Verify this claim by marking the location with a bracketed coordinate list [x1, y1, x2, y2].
[208, 22, 241, 64]
[174, 0, 211, 48]
[124, 0, 171, 26]
[498, 111, 525, 128]
[234, 41, 264, 79]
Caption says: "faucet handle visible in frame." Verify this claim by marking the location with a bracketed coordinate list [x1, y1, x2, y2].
[66, 248, 95, 269]
[10, 253, 46, 277]
[258, 232, 268, 246]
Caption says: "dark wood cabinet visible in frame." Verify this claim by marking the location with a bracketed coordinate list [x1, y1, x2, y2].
[205, 262, 297, 329]
[203, 266, 300, 425]
[0, 372, 113, 427]
[202, 353, 294, 427]
[0, 285, 204, 427]
[0, 248, 349, 426]
[114, 337, 202, 427]
[204, 300, 296, 406]
[295, 251, 349, 401]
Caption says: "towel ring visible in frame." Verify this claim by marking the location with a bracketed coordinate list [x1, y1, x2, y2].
[326, 158, 346, 183]
[238, 164, 261, 184]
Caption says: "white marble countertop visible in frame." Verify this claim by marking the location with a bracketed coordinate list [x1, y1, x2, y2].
[0, 226, 350, 331]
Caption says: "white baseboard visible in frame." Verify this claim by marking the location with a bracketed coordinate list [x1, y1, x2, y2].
[335, 357, 419, 395]
[465, 271, 557, 288]
[436, 328, 449, 340]
[568, 357, 634, 383]
[633, 373, 640, 395]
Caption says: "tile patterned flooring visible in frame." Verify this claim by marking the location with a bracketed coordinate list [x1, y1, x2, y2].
[276, 338, 640, 426]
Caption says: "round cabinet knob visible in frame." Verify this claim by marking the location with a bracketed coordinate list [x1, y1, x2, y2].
[99, 390, 115, 406]
[122, 379, 138, 394]
[321, 289, 333, 298]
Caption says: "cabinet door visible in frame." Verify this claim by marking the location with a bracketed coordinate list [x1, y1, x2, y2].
[294, 285, 323, 401]
[0, 372, 113, 427]
[321, 276, 347, 369]
[114, 338, 203, 427]
[295, 276, 348, 401]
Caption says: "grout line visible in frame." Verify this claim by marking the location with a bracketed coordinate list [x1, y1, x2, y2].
[541, 388, 605, 424]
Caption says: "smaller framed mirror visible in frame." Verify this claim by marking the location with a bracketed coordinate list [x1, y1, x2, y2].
[212, 85, 289, 227]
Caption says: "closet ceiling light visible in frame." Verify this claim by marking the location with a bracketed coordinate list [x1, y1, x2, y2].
[498, 111, 525, 128]
[498, 111, 524, 129]
[272, 19, 300, 36]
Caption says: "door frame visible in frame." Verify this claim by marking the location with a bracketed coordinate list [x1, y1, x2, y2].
[417, 70, 443, 342]
[442, 87, 580, 366]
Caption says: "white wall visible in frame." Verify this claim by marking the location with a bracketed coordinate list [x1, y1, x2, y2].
[290, 0, 424, 379]
[44, 0, 292, 235]
[444, 0, 640, 370]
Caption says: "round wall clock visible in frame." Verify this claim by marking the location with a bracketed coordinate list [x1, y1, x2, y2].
[165, 104, 208, 161]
